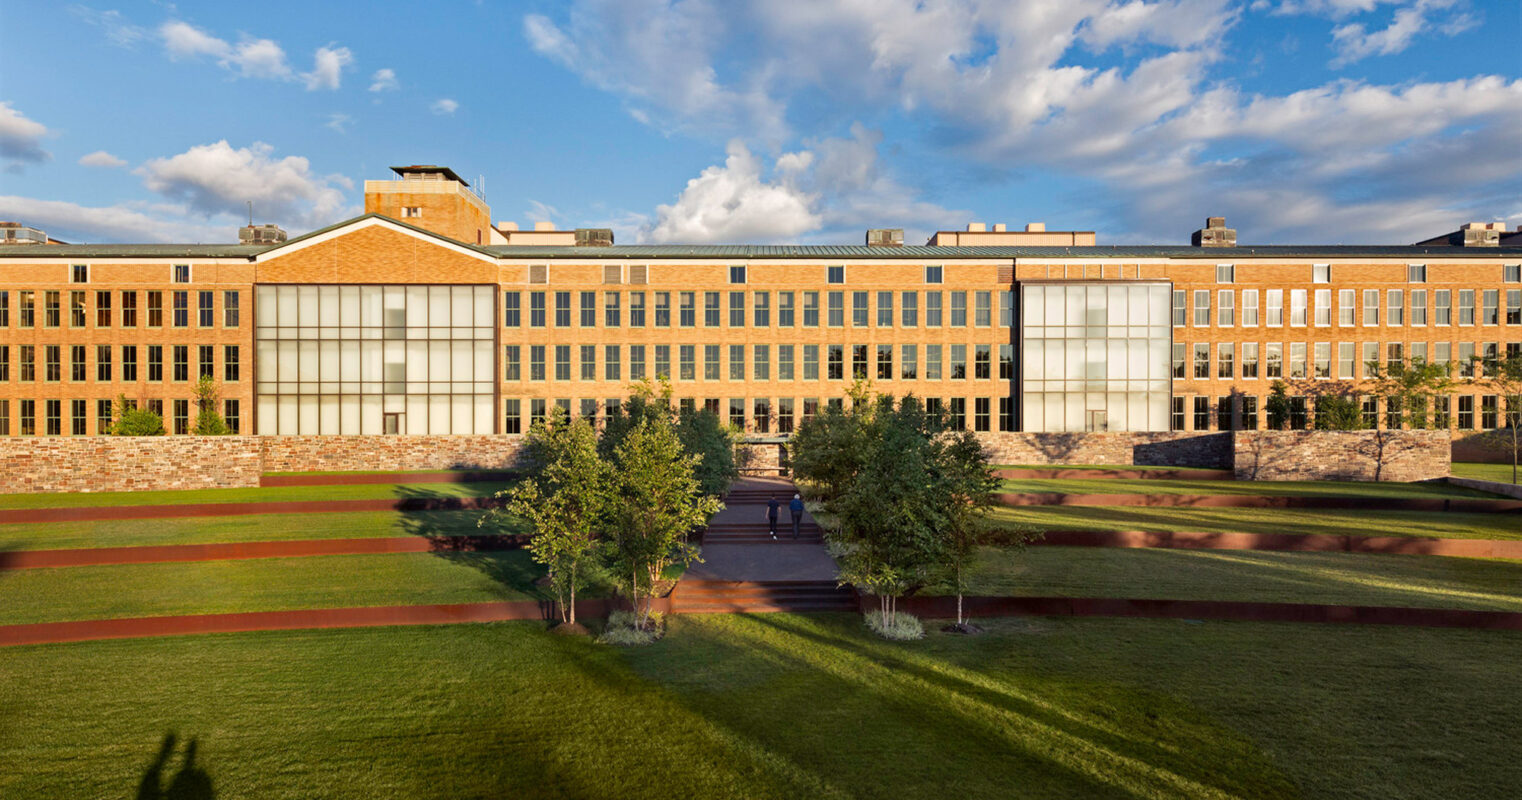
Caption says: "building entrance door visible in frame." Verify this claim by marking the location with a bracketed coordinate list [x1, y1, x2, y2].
[383, 412, 401, 434]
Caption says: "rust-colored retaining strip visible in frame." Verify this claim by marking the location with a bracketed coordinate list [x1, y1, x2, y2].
[0, 496, 505, 525]
[259, 471, 517, 487]
[0, 596, 673, 648]
[0, 535, 525, 570]
[876, 595, 1522, 632]
[998, 493, 1522, 513]
[996, 468, 1235, 480]
[1035, 530, 1522, 559]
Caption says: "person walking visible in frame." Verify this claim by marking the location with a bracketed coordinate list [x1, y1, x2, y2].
[766, 494, 780, 540]
[789, 493, 805, 540]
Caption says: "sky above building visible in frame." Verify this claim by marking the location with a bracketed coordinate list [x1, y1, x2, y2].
[0, 0, 1518, 246]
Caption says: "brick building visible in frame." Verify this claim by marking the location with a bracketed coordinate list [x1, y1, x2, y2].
[0, 166, 1517, 438]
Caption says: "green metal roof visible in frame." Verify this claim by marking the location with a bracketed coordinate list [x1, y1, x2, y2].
[0, 243, 268, 258]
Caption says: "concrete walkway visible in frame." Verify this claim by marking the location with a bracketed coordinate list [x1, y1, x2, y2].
[686, 477, 840, 582]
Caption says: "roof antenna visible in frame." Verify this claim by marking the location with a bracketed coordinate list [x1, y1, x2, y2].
[247, 201, 253, 226]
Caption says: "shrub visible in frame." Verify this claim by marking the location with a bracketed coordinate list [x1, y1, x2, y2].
[598, 609, 665, 646]
[865, 610, 924, 641]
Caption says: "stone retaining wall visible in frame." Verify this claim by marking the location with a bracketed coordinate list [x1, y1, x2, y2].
[1232, 430, 1449, 482]
[259, 435, 526, 474]
[972, 432, 1233, 468]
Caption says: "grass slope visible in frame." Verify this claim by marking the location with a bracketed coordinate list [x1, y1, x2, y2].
[1, 616, 1518, 799]
[997, 478, 1494, 499]
[991, 505, 1522, 541]
[940, 546, 1522, 612]
[1452, 462, 1522, 484]
[0, 482, 510, 510]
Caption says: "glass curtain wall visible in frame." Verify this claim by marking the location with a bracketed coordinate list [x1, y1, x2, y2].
[1020, 282, 1171, 432]
[255, 285, 495, 434]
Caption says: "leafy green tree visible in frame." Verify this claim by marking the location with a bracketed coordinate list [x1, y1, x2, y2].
[606, 416, 720, 627]
[482, 412, 608, 626]
[930, 427, 1031, 628]
[599, 376, 675, 460]
[190, 376, 231, 435]
[108, 395, 165, 436]
[788, 379, 877, 502]
[1468, 353, 1522, 483]
[1313, 392, 1366, 430]
[676, 405, 740, 497]
[1264, 381, 1292, 430]
[1366, 357, 1454, 429]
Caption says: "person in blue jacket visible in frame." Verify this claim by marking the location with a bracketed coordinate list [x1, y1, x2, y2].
[766, 494, 780, 540]
[789, 493, 805, 540]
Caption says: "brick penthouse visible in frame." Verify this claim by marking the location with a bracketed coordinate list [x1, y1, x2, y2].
[0, 165, 1518, 439]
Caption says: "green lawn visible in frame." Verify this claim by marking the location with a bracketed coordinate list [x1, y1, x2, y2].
[1452, 462, 1522, 484]
[262, 468, 518, 476]
[995, 464, 1226, 473]
[0, 509, 519, 551]
[992, 505, 1522, 541]
[935, 546, 1522, 612]
[0, 551, 550, 625]
[0, 481, 510, 510]
[998, 477, 1496, 499]
[2, 616, 1518, 798]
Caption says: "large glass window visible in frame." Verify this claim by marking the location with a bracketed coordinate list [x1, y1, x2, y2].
[254, 285, 496, 434]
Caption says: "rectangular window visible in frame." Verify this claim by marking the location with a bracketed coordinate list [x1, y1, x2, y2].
[1219, 290, 1235, 326]
[974, 291, 991, 326]
[753, 291, 770, 327]
[1435, 290, 1451, 325]
[828, 291, 845, 326]
[974, 345, 991, 380]
[901, 344, 918, 380]
[1482, 289, 1498, 325]
[45, 291, 60, 327]
[655, 345, 671, 380]
[1217, 396, 1233, 430]
[925, 344, 942, 380]
[730, 398, 746, 429]
[555, 345, 572, 381]
[1193, 290, 1210, 326]
[1337, 289, 1355, 326]
[950, 291, 968, 327]
[0, 291, 8, 328]
[702, 291, 720, 327]
[999, 397, 1015, 431]
[69, 291, 85, 327]
[1242, 396, 1258, 430]
[604, 291, 621, 327]
[730, 265, 747, 284]
[502, 292, 521, 328]
[1172, 290, 1186, 327]
[555, 292, 572, 327]
[1172, 342, 1186, 378]
[926, 291, 943, 326]
[877, 291, 893, 327]
[1387, 289, 1404, 326]
[1267, 289, 1283, 326]
[803, 345, 819, 380]
[728, 291, 746, 327]
[0, 346, 7, 381]
[69, 345, 85, 382]
[628, 345, 645, 380]
[1411, 289, 1427, 326]
[1193, 343, 1210, 378]
[852, 292, 868, 326]
[803, 291, 820, 327]
[1171, 396, 1185, 431]
[727, 344, 743, 381]
[754, 345, 769, 381]
[777, 291, 794, 327]
[682, 292, 697, 327]
[223, 291, 239, 327]
[1266, 343, 1282, 378]
[654, 292, 671, 327]
[1458, 396, 1474, 430]
[1458, 343, 1476, 377]
[1194, 396, 1211, 431]
[95, 290, 111, 327]
[1458, 290, 1475, 325]
[579, 345, 596, 381]
[924, 265, 942, 284]
[19, 291, 34, 327]
[174, 264, 192, 284]
[1219, 343, 1235, 379]
[1364, 342, 1380, 376]
[999, 344, 1013, 380]
[20, 400, 34, 436]
[1506, 264, 1521, 283]
[778, 344, 794, 380]
[974, 397, 991, 432]
[121, 346, 137, 382]
[529, 399, 547, 426]
[218, 399, 237, 434]
[1338, 342, 1355, 378]
[679, 345, 696, 381]
[198, 291, 214, 327]
[198, 345, 214, 379]
[1408, 264, 1427, 283]
[1289, 343, 1307, 378]
[1242, 342, 1259, 378]
[529, 345, 545, 381]
[1242, 289, 1259, 326]
[173, 291, 188, 327]
[96, 399, 112, 434]
[173, 399, 189, 435]
[777, 398, 795, 434]
[72, 264, 89, 283]
[20, 345, 34, 382]
[1387, 342, 1404, 372]
[1217, 264, 1235, 283]
[950, 344, 967, 380]
[948, 398, 966, 430]
[1508, 289, 1521, 325]
[1363, 289, 1379, 326]
[1313, 343, 1330, 378]
[1314, 289, 1330, 326]
[173, 345, 189, 382]
[46, 345, 60, 382]
[1482, 395, 1499, 430]
[1313, 264, 1330, 284]
[530, 292, 548, 328]
[504, 346, 521, 381]
[72, 399, 88, 435]
[1000, 291, 1014, 327]
[827, 344, 844, 380]
[605, 345, 621, 381]
[852, 345, 869, 379]
[1290, 289, 1307, 326]
[629, 291, 645, 327]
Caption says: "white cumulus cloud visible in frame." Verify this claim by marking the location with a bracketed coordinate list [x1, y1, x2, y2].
[160, 20, 294, 80]
[0, 102, 51, 164]
[369, 68, 399, 92]
[0, 195, 234, 244]
[648, 140, 818, 243]
[431, 98, 460, 115]
[303, 45, 353, 90]
[78, 150, 127, 168]
[136, 140, 354, 229]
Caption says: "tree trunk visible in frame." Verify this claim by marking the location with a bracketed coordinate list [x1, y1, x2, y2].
[568, 561, 577, 625]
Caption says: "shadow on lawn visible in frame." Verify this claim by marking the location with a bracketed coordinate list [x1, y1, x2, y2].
[136, 733, 214, 800]
[393, 485, 550, 607]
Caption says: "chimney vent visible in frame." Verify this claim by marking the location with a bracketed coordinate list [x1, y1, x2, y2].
[1025, 222, 1046, 232]
[865, 228, 904, 247]
[967, 222, 987, 232]
[574, 228, 615, 247]
[1191, 216, 1236, 247]
[992, 223, 1007, 232]
[1458, 222, 1502, 247]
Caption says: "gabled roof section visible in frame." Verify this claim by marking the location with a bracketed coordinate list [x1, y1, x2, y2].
[252, 213, 499, 263]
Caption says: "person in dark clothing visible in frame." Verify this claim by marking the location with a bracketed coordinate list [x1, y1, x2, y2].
[789, 493, 805, 540]
[766, 494, 780, 540]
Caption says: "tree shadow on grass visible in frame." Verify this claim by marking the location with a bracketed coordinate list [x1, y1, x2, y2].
[136, 733, 215, 800]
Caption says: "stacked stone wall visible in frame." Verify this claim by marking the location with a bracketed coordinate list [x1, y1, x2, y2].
[972, 432, 1233, 469]
[1232, 430, 1449, 482]
[0, 436, 263, 494]
[258, 435, 525, 473]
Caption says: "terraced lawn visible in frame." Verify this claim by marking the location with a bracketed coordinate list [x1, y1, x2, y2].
[0, 481, 511, 510]
[995, 464, 1226, 473]
[991, 505, 1522, 541]
[0, 509, 516, 551]
[939, 546, 1522, 612]
[1452, 462, 1522, 484]
[2, 616, 1518, 799]
[0, 550, 553, 625]
[998, 477, 1497, 498]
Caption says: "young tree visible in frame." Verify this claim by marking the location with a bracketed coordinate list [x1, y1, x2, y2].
[1468, 353, 1522, 483]
[190, 376, 231, 435]
[675, 405, 740, 497]
[599, 376, 675, 460]
[929, 426, 1017, 629]
[1264, 381, 1292, 430]
[108, 395, 165, 436]
[1366, 357, 1454, 430]
[482, 412, 607, 626]
[605, 416, 720, 627]
[1313, 392, 1366, 430]
[788, 379, 876, 502]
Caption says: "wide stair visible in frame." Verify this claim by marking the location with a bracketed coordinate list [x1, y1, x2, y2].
[671, 580, 857, 614]
[705, 486, 825, 544]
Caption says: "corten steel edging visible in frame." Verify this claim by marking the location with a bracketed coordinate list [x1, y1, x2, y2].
[0, 535, 527, 570]
[996, 468, 1236, 481]
[1033, 530, 1522, 559]
[861, 595, 1522, 631]
[0, 496, 507, 525]
[997, 493, 1522, 513]
[259, 471, 518, 487]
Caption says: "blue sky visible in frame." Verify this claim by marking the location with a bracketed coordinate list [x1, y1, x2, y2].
[1, 0, 1517, 246]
